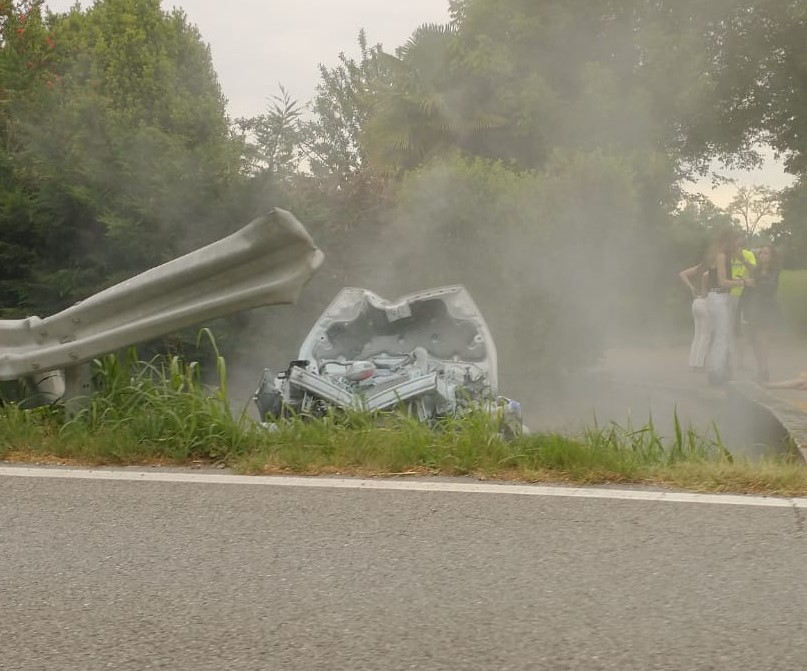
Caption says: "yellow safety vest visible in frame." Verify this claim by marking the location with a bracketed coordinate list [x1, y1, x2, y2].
[731, 249, 756, 297]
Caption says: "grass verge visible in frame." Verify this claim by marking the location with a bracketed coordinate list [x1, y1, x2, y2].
[1, 349, 806, 497]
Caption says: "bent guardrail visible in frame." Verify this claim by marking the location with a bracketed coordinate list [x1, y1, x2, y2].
[0, 208, 323, 406]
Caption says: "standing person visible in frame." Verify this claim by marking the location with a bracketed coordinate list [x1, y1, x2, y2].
[743, 245, 780, 383]
[678, 262, 711, 370]
[705, 228, 753, 386]
[730, 236, 756, 372]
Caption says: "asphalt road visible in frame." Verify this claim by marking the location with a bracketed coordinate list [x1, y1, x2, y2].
[2, 469, 807, 670]
[519, 340, 807, 458]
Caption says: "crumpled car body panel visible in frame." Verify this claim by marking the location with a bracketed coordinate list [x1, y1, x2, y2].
[254, 286, 522, 429]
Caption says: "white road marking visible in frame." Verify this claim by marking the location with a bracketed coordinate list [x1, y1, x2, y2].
[1, 465, 806, 508]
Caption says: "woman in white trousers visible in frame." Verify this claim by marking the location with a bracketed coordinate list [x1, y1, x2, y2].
[706, 289, 731, 382]
[704, 228, 754, 385]
[679, 263, 711, 370]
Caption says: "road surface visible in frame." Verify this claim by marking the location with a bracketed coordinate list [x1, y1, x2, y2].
[520, 337, 807, 457]
[2, 467, 806, 670]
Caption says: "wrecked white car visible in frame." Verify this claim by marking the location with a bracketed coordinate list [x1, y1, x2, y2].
[253, 285, 523, 432]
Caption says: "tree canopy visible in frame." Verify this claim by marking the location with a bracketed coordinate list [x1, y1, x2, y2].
[0, 0, 239, 317]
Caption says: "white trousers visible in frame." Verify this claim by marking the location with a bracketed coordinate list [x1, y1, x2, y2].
[728, 293, 741, 365]
[706, 292, 731, 378]
[689, 297, 711, 368]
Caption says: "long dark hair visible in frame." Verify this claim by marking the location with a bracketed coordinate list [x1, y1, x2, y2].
[705, 227, 741, 266]
[755, 245, 781, 276]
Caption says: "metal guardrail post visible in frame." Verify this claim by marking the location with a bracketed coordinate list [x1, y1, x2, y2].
[63, 364, 93, 419]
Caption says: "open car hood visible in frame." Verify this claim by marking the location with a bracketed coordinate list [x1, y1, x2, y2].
[297, 285, 498, 393]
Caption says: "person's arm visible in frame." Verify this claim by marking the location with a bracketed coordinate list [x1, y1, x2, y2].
[717, 252, 751, 290]
[678, 264, 703, 297]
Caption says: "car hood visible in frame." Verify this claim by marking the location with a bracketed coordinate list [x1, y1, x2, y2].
[296, 285, 498, 393]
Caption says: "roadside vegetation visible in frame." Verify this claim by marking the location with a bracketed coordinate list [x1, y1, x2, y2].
[4, 1, 807, 371]
[3, 2, 807, 495]
[2, 352, 807, 498]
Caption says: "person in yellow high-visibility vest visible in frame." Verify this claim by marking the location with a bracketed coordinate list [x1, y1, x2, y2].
[730, 237, 756, 373]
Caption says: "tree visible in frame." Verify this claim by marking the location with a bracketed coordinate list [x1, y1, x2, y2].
[0, 1, 58, 101]
[363, 23, 486, 174]
[1, 0, 239, 317]
[50, 0, 229, 146]
[698, 0, 807, 174]
[233, 86, 305, 179]
[0, 0, 62, 315]
[769, 177, 807, 269]
[724, 183, 780, 238]
[303, 30, 388, 185]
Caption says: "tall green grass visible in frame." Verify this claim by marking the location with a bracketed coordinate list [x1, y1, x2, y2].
[0, 331, 261, 464]
[1, 344, 806, 495]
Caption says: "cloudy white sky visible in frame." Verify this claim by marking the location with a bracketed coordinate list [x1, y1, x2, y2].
[44, 0, 452, 118]
[44, 0, 792, 204]
[690, 149, 794, 208]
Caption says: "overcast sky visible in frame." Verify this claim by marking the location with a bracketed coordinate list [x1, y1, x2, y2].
[43, 0, 791, 204]
[45, 0, 452, 118]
